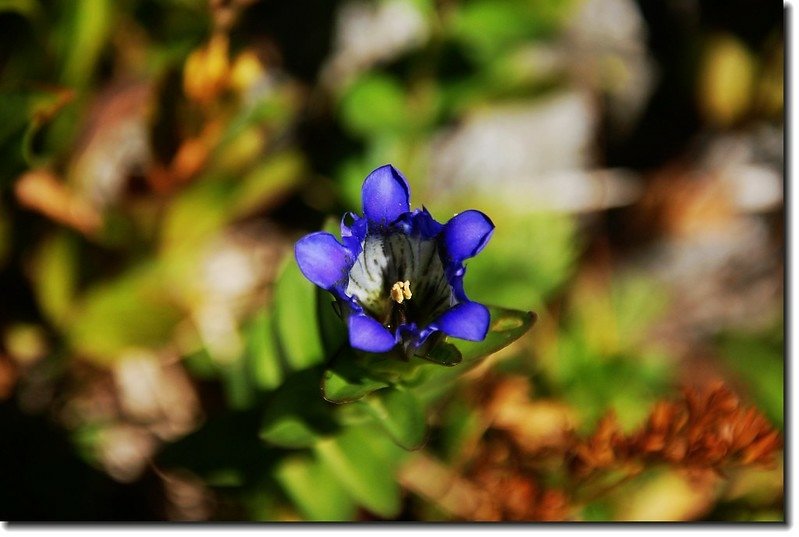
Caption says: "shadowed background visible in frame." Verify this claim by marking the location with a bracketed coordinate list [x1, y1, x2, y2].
[0, 0, 783, 522]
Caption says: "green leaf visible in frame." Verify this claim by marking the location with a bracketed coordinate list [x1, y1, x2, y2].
[259, 415, 321, 449]
[31, 232, 77, 328]
[416, 340, 462, 366]
[451, 0, 571, 62]
[465, 212, 578, 309]
[340, 75, 408, 136]
[260, 368, 339, 448]
[409, 306, 536, 406]
[219, 356, 256, 410]
[273, 257, 326, 371]
[58, 0, 113, 88]
[436, 396, 482, 462]
[718, 328, 784, 429]
[455, 305, 536, 364]
[275, 455, 357, 521]
[0, 89, 70, 183]
[360, 388, 427, 450]
[322, 350, 390, 403]
[246, 309, 283, 391]
[313, 425, 402, 517]
[67, 262, 183, 364]
[159, 153, 303, 252]
[229, 151, 304, 218]
[160, 177, 234, 252]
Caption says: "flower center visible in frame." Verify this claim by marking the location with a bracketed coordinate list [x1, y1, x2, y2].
[346, 233, 453, 329]
[390, 280, 412, 303]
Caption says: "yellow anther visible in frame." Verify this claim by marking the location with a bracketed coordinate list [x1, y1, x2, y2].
[390, 280, 412, 303]
[402, 280, 412, 300]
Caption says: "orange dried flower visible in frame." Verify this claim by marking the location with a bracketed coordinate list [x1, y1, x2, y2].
[570, 383, 782, 478]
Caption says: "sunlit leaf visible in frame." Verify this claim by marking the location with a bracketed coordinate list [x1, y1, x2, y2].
[160, 153, 303, 252]
[340, 74, 407, 136]
[275, 455, 357, 521]
[31, 232, 77, 328]
[58, 0, 113, 88]
[273, 258, 326, 371]
[313, 425, 402, 517]
[160, 178, 233, 251]
[322, 350, 390, 404]
[617, 469, 718, 521]
[465, 211, 578, 310]
[229, 151, 304, 218]
[360, 387, 427, 450]
[451, 0, 571, 62]
[698, 34, 756, 127]
[246, 309, 283, 391]
[67, 263, 183, 364]
[259, 414, 321, 449]
[455, 305, 536, 363]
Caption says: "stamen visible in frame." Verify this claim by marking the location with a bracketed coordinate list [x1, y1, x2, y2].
[390, 280, 413, 303]
[402, 280, 412, 300]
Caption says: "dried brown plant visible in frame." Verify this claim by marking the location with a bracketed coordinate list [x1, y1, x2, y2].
[569, 382, 782, 479]
[419, 376, 783, 521]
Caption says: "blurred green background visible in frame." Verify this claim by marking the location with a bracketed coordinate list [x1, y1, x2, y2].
[0, 0, 783, 522]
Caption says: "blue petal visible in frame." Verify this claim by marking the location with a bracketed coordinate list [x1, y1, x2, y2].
[442, 210, 494, 263]
[340, 211, 367, 255]
[416, 207, 444, 239]
[413, 325, 440, 347]
[295, 232, 353, 290]
[341, 211, 367, 241]
[362, 164, 410, 227]
[445, 270, 469, 303]
[348, 313, 397, 352]
[434, 301, 490, 341]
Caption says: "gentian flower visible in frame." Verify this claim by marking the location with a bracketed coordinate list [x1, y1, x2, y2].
[295, 165, 494, 356]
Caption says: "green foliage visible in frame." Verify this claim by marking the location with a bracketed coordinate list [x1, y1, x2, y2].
[67, 262, 183, 364]
[273, 257, 326, 371]
[457, 307, 537, 364]
[56, 0, 112, 88]
[30, 231, 78, 328]
[463, 211, 579, 311]
[0, 0, 782, 523]
[452, 0, 562, 61]
[0, 90, 66, 183]
[322, 352, 391, 404]
[259, 368, 339, 449]
[340, 75, 409, 137]
[538, 274, 673, 430]
[274, 455, 357, 521]
[245, 310, 283, 391]
[360, 387, 427, 450]
[717, 324, 784, 429]
[313, 424, 405, 518]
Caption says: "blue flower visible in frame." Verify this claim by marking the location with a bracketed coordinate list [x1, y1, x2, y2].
[295, 164, 494, 355]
